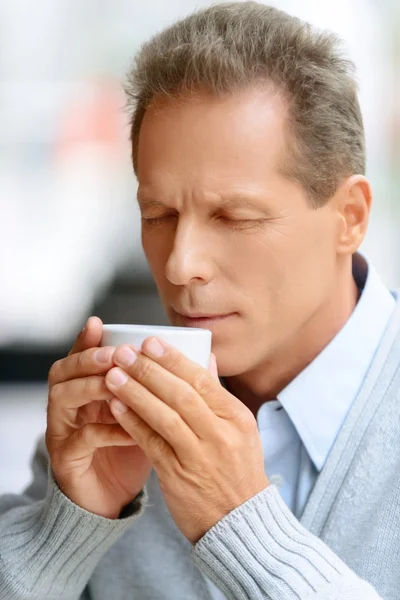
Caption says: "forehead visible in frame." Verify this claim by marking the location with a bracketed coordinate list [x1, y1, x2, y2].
[136, 85, 289, 190]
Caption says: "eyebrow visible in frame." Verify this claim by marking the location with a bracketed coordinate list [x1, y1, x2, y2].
[137, 196, 167, 208]
[137, 191, 272, 213]
[217, 195, 263, 210]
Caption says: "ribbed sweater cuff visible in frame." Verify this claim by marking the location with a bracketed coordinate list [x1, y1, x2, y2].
[0, 464, 147, 599]
[192, 484, 369, 600]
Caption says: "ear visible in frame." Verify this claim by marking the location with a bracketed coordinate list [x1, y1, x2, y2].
[336, 175, 372, 255]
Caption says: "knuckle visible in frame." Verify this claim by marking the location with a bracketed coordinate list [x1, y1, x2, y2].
[213, 428, 233, 453]
[45, 429, 65, 461]
[175, 383, 197, 408]
[77, 350, 87, 372]
[129, 412, 143, 430]
[96, 376, 108, 396]
[78, 423, 95, 445]
[149, 433, 167, 456]
[192, 371, 214, 397]
[238, 408, 257, 433]
[49, 382, 63, 404]
[222, 431, 240, 453]
[48, 359, 62, 385]
[167, 353, 183, 372]
[45, 429, 55, 454]
[84, 376, 96, 398]
[168, 411, 182, 433]
[135, 358, 153, 381]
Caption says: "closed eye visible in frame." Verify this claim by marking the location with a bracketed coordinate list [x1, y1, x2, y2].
[141, 214, 266, 229]
[141, 214, 177, 226]
[216, 216, 265, 229]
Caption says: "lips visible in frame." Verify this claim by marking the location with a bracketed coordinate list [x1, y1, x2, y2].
[175, 306, 234, 318]
[178, 312, 230, 318]
[176, 312, 236, 327]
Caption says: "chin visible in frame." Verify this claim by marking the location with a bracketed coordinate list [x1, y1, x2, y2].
[212, 347, 248, 378]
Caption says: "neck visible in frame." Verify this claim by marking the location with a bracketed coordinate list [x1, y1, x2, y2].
[224, 266, 361, 418]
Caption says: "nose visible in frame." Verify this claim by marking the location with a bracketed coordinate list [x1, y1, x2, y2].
[165, 218, 214, 286]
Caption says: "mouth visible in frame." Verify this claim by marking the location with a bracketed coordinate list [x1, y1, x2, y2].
[175, 311, 237, 327]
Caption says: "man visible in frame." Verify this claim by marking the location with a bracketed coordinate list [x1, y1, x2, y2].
[0, 2, 398, 599]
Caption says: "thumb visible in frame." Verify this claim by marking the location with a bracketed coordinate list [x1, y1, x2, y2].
[208, 352, 219, 380]
[68, 315, 104, 356]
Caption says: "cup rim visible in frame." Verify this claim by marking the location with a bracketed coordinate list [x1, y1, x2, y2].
[102, 323, 211, 337]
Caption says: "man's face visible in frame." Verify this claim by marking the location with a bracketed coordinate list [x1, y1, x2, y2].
[136, 87, 340, 376]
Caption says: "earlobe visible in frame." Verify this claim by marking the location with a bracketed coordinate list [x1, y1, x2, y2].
[337, 175, 372, 255]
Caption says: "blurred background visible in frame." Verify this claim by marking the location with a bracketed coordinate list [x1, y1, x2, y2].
[1, 0, 399, 494]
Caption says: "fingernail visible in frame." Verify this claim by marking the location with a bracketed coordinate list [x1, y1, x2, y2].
[94, 347, 114, 363]
[144, 337, 164, 357]
[112, 399, 128, 414]
[116, 346, 137, 367]
[108, 368, 129, 387]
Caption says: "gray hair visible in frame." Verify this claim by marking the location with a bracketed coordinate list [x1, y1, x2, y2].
[125, 1, 365, 207]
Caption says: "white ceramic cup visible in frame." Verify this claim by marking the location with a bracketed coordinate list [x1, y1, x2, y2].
[101, 324, 212, 369]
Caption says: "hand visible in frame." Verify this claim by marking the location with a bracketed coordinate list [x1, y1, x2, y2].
[105, 339, 269, 543]
[46, 316, 152, 519]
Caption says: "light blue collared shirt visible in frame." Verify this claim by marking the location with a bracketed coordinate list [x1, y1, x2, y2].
[207, 253, 395, 599]
[257, 252, 396, 518]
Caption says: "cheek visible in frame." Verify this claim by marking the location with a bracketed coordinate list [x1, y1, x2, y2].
[230, 225, 332, 320]
[229, 232, 285, 286]
[253, 219, 337, 321]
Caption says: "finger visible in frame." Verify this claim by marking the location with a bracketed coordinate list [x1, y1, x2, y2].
[58, 423, 138, 465]
[97, 397, 119, 424]
[105, 367, 200, 458]
[47, 375, 115, 437]
[139, 338, 243, 419]
[68, 316, 103, 356]
[112, 346, 219, 438]
[208, 353, 219, 381]
[48, 345, 116, 386]
[50, 375, 114, 410]
[141, 338, 222, 405]
[109, 398, 176, 468]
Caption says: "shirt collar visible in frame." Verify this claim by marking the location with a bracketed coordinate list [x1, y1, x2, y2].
[276, 252, 396, 472]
